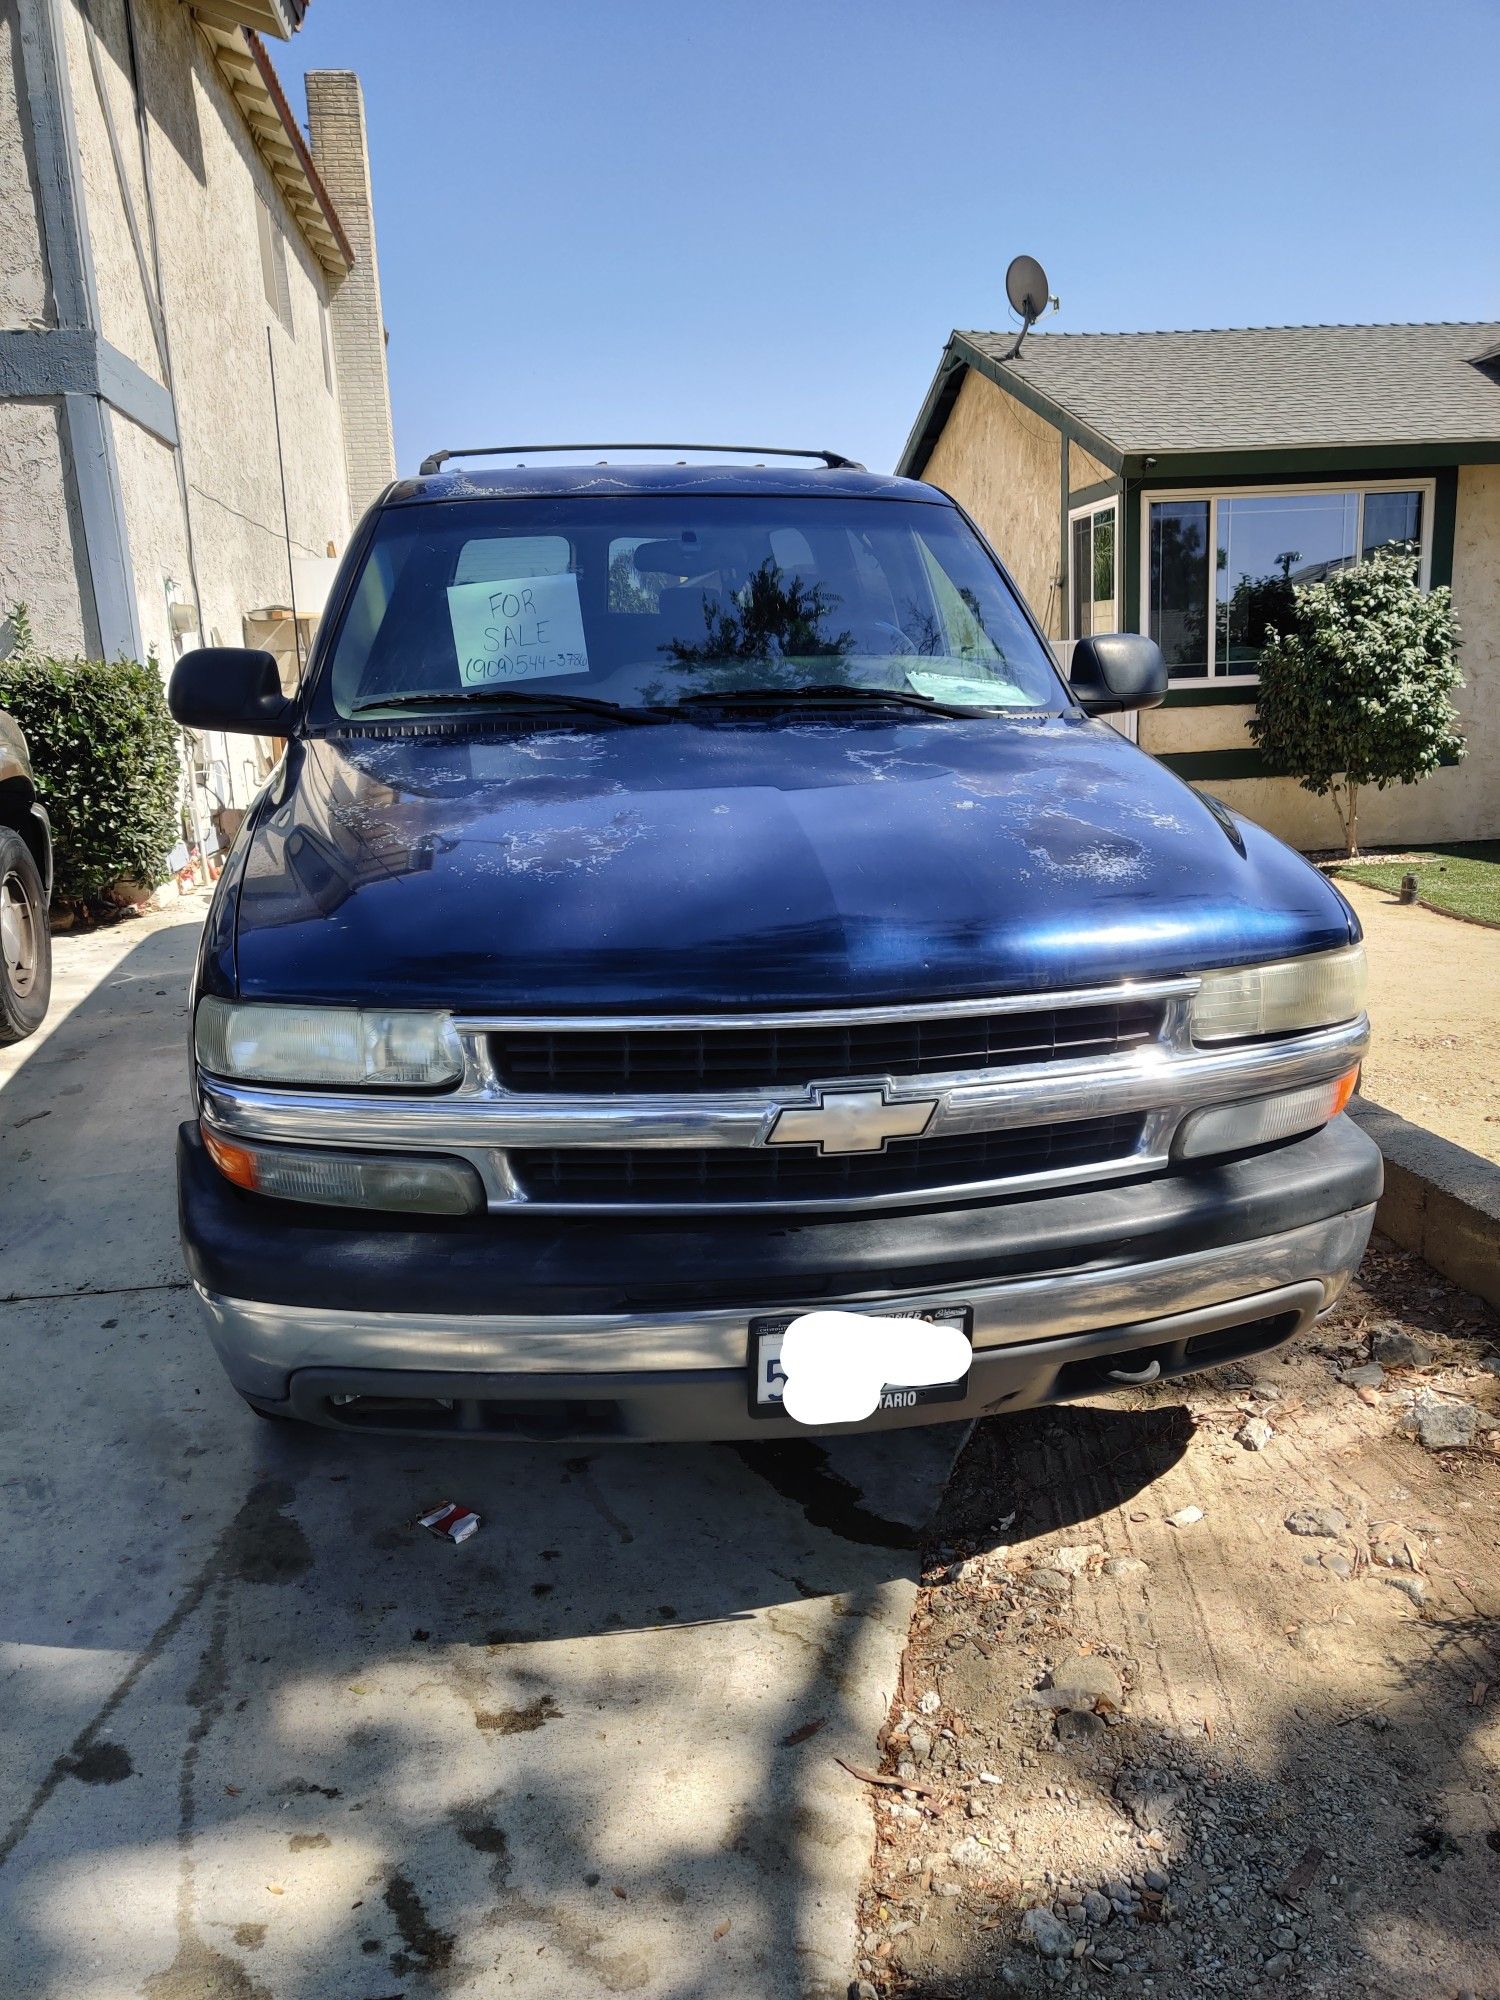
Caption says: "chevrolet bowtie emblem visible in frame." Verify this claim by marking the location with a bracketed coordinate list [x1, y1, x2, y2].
[765, 1086, 939, 1155]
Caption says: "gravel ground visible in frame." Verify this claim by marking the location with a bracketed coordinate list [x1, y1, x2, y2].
[853, 1238, 1500, 1999]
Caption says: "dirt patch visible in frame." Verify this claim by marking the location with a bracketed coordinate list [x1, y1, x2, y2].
[854, 1238, 1500, 1997]
[1344, 878, 1500, 1162]
[142, 1936, 272, 2000]
[474, 1694, 560, 1734]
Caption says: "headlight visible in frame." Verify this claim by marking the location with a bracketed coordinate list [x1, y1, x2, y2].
[195, 998, 464, 1088]
[1190, 944, 1366, 1044]
[1175, 1066, 1360, 1159]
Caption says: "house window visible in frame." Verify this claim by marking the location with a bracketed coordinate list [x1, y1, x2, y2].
[318, 299, 334, 393]
[1068, 499, 1117, 640]
[1144, 482, 1431, 680]
[255, 192, 293, 337]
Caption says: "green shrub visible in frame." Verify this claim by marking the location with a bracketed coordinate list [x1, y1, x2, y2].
[0, 617, 183, 907]
[1249, 544, 1464, 857]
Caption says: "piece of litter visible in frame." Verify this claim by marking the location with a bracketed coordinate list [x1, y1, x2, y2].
[712, 1918, 731, 1941]
[978, 1770, 1002, 1784]
[1050, 1541, 1104, 1575]
[1166, 1506, 1204, 1528]
[416, 1501, 480, 1544]
[916, 1689, 941, 1715]
[836, 1755, 951, 1800]
[781, 1717, 827, 1747]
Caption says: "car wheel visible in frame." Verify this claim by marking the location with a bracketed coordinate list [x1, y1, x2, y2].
[0, 827, 51, 1045]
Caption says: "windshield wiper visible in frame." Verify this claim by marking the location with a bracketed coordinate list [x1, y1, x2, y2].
[667, 682, 989, 719]
[351, 687, 663, 725]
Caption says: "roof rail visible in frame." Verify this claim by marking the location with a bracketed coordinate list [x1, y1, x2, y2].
[416, 442, 866, 476]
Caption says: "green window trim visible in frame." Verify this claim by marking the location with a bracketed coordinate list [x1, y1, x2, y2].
[1160, 683, 1259, 708]
[1158, 749, 1284, 781]
[1159, 743, 1463, 783]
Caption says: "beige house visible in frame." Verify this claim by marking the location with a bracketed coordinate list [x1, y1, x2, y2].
[899, 323, 1500, 850]
[0, 0, 394, 822]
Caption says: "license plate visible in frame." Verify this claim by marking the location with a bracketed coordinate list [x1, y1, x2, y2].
[749, 1303, 973, 1416]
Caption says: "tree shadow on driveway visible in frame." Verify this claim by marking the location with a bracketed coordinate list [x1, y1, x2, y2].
[0, 915, 1191, 1999]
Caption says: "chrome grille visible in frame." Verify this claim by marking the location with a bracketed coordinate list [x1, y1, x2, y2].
[197, 977, 1371, 1217]
[512, 1115, 1146, 1205]
[489, 1001, 1165, 1094]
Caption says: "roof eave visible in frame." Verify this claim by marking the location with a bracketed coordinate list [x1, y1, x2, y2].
[1130, 439, 1500, 477]
[897, 332, 1127, 480]
[193, 18, 353, 276]
[189, 0, 306, 41]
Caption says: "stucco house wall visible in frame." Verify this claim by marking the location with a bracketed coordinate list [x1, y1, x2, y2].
[918, 368, 1063, 638]
[0, 2, 83, 651]
[1067, 441, 1115, 495]
[2, 0, 393, 824]
[53, 0, 351, 673]
[0, 398, 83, 653]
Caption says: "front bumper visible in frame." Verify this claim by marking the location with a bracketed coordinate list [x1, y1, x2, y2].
[179, 1116, 1381, 1440]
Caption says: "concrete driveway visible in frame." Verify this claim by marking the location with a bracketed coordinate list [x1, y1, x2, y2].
[0, 905, 958, 2000]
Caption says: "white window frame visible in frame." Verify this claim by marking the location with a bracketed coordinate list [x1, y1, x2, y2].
[1139, 476, 1436, 685]
[318, 298, 335, 393]
[255, 191, 294, 339]
[1066, 494, 1121, 643]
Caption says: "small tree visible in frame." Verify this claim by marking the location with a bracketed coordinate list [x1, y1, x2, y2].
[1249, 543, 1463, 857]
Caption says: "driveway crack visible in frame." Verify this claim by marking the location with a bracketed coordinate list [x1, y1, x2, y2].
[0, 1279, 192, 1306]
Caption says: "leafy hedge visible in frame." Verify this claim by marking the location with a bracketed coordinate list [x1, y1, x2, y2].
[0, 621, 182, 907]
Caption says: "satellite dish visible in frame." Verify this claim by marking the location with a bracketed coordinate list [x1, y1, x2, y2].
[1005, 255, 1050, 323]
[1003, 255, 1053, 359]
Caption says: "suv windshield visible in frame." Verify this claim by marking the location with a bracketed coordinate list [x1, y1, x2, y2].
[318, 495, 1067, 719]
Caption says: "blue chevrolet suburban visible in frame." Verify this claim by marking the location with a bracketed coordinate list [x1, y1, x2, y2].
[168, 447, 1378, 1439]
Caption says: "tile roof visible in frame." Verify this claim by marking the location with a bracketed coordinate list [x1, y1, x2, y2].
[956, 322, 1500, 455]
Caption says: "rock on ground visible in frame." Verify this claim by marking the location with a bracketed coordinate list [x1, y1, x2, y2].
[1404, 1388, 1479, 1449]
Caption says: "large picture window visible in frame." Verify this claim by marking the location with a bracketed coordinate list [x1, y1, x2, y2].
[1143, 481, 1432, 680]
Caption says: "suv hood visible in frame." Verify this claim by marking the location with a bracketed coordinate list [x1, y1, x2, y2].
[228, 717, 1355, 1010]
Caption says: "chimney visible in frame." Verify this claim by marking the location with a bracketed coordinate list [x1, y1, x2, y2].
[305, 71, 397, 514]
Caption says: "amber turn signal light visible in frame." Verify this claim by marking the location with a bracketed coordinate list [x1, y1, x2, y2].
[201, 1121, 261, 1190]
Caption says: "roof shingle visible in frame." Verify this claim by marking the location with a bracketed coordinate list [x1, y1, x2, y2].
[957, 322, 1500, 455]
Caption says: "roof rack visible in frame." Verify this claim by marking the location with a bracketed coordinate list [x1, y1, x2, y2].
[417, 442, 866, 476]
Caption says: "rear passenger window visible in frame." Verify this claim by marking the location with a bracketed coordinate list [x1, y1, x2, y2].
[768, 527, 816, 573]
[454, 536, 571, 583]
[608, 538, 675, 612]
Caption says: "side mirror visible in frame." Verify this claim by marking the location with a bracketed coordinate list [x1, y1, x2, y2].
[1069, 632, 1168, 716]
[167, 648, 297, 736]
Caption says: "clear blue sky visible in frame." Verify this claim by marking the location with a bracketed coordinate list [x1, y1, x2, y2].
[286, 0, 1500, 477]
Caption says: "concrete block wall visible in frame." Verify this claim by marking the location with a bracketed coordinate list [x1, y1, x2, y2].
[305, 69, 396, 518]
